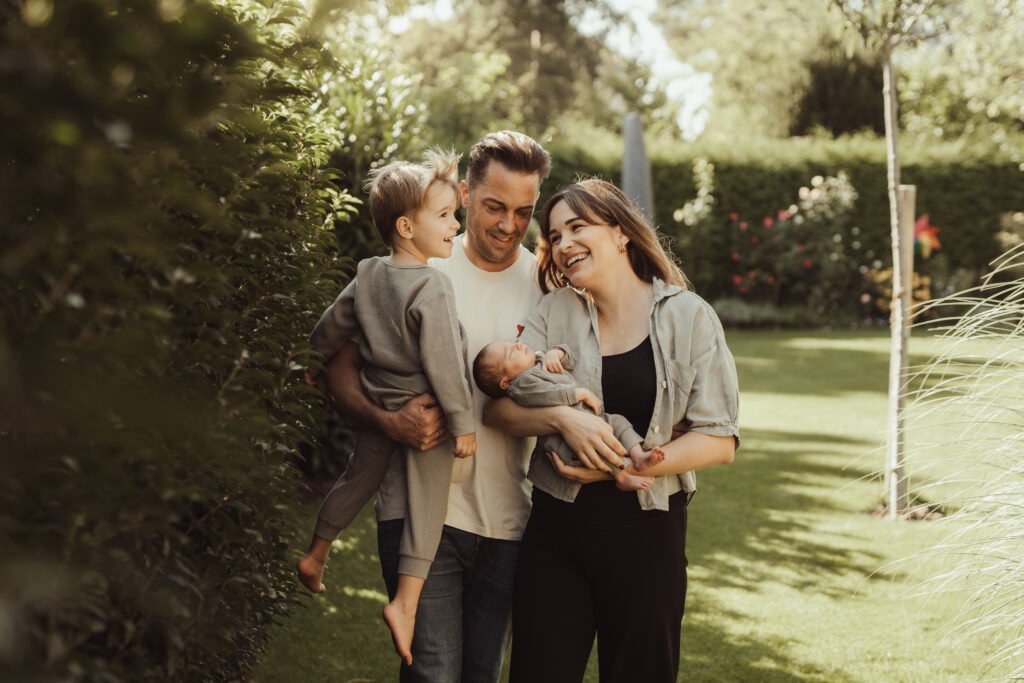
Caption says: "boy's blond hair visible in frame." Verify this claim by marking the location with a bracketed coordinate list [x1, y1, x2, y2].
[364, 148, 461, 246]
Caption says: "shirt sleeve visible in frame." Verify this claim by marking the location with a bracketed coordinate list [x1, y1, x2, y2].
[309, 277, 361, 359]
[507, 368, 578, 407]
[415, 274, 476, 436]
[606, 414, 645, 453]
[684, 305, 741, 445]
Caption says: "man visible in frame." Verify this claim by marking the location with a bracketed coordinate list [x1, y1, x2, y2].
[322, 131, 620, 682]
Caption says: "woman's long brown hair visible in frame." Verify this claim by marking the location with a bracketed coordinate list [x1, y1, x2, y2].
[536, 178, 690, 294]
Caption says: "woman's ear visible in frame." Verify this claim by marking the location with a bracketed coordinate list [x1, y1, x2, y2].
[395, 215, 414, 239]
[612, 225, 629, 252]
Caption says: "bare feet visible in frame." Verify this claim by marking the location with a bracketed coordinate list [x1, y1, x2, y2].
[382, 600, 416, 666]
[614, 470, 655, 492]
[296, 553, 326, 593]
[629, 445, 665, 473]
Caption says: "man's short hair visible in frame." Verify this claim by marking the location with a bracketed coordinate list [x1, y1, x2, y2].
[472, 343, 508, 399]
[365, 148, 460, 245]
[466, 131, 551, 189]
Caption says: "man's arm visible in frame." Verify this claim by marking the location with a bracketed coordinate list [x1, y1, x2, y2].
[482, 397, 626, 473]
[325, 341, 448, 452]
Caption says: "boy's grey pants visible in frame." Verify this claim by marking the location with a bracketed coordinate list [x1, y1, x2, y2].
[315, 427, 452, 579]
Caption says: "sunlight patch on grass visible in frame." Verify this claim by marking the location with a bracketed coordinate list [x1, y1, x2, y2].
[341, 586, 388, 603]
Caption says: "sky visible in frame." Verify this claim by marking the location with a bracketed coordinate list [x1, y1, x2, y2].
[388, 0, 712, 139]
[580, 0, 711, 138]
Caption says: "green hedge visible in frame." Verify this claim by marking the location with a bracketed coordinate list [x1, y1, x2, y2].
[0, 0, 358, 680]
[546, 136, 1024, 303]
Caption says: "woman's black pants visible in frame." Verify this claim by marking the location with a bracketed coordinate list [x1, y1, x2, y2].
[510, 484, 688, 683]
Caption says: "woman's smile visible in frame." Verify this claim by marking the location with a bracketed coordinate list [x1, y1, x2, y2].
[561, 251, 590, 275]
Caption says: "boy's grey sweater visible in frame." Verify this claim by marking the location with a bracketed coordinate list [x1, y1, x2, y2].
[310, 257, 475, 436]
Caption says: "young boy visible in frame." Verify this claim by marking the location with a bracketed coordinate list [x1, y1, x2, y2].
[473, 339, 664, 491]
[297, 149, 475, 666]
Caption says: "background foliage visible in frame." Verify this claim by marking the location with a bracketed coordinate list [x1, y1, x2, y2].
[545, 134, 1024, 321]
[0, 0, 363, 679]
[4, 0, 1024, 679]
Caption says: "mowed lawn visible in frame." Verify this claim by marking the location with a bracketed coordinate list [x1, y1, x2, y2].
[254, 329, 1001, 682]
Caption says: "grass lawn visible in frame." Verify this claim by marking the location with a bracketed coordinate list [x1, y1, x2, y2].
[253, 329, 1003, 682]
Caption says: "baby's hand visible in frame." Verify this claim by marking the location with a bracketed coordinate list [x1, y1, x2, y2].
[453, 433, 476, 458]
[575, 388, 601, 414]
[543, 349, 566, 373]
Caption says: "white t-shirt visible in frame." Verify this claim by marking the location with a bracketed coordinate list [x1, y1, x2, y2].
[375, 236, 542, 540]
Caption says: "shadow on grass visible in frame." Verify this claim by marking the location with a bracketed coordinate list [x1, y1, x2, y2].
[673, 426, 897, 680]
[691, 427, 885, 593]
[255, 507, 397, 683]
[682, 604, 854, 683]
[731, 332, 935, 398]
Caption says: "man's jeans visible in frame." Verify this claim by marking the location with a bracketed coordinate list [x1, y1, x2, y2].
[378, 519, 520, 683]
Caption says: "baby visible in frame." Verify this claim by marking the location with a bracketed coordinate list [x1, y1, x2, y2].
[473, 340, 664, 490]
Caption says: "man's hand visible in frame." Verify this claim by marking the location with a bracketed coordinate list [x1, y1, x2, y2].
[324, 343, 447, 451]
[382, 393, 448, 451]
[453, 433, 476, 458]
[554, 407, 626, 474]
[542, 348, 566, 373]
[574, 388, 601, 414]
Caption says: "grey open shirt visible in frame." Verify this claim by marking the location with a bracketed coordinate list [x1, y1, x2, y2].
[518, 278, 741, 511]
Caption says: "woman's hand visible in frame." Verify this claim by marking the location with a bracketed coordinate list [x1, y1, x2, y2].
[554, 407, 626, 473]
[547, 452, 613, 484]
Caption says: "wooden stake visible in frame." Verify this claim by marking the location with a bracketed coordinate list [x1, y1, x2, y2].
[887, 182, 915, 520]
[883, 43, 913, 520]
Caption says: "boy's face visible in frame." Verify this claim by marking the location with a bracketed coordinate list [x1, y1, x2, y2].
[460, 162, 540, 272]
[494, 340, 536, 388]
[409, 183, 461, 260]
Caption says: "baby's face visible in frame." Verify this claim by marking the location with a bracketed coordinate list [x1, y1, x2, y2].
[494, 340, 536, 380]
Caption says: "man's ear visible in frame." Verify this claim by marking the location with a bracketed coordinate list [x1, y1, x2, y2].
[459, 179, 470, 208]
[499, 376, 511, 390]
[395, 215, 414, 239]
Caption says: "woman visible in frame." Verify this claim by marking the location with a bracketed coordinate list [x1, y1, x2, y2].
[484, 179, 739, 682]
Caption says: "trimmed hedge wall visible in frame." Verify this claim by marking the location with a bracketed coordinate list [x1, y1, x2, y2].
[0, 1, 360, 680]
[546, 138, 1024, 303]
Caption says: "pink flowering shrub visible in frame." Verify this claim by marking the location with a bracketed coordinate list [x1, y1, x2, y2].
[723, 172, 875, 316]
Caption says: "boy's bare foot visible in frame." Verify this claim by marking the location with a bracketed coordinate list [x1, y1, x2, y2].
[614, 471, 655, 492]
[382, 600, 416, 666]
[629, 446, 665, 473]
[296, 554, 326, 593]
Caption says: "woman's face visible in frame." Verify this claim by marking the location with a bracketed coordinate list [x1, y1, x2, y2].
[547, 199, 626, 290]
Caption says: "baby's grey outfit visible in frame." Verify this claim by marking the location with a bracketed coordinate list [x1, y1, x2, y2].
[507, 346, 644, 464]
[310, 257, 474, 578]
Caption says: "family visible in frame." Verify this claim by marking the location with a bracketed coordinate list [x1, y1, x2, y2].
[296, 131, 741, 683]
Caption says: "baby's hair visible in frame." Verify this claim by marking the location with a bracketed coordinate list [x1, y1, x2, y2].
[364, 148, 461, 245]
[472, 343, 508, 399]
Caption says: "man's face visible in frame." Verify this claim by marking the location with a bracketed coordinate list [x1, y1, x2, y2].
[460, 161, 540, 272]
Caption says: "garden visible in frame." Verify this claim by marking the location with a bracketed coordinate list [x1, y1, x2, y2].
[2, 0, 1022, 680]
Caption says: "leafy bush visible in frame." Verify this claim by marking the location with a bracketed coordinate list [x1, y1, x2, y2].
[716, 172, 863, 315]
[546, 134, 1024, 313]
[707, 298, 819, 329]
[0, 0, 358, 679]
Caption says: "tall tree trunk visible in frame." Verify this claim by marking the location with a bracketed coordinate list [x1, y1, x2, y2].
[883, 42, 910, 519]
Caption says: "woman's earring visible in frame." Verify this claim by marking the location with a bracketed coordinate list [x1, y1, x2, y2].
[618, 241, 627, 254]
